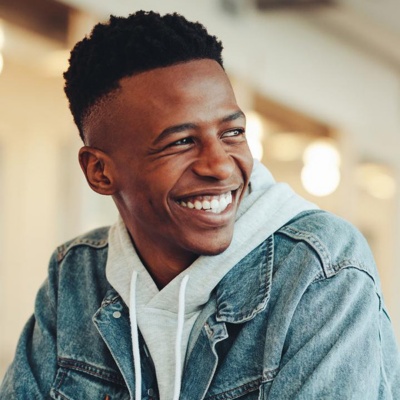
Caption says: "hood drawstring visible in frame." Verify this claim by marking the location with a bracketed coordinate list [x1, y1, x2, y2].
[130, 272, 190, 400]
[173, 275, 189, 400]
[130, 271, 141, 400]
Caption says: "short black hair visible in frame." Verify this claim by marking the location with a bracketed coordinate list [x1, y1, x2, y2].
[63, 10, 224, 141]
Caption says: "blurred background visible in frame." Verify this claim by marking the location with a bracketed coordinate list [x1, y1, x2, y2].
[1, 0, 399, 381]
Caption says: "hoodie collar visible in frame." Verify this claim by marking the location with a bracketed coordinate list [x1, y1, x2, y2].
[100, 233, 274, 325]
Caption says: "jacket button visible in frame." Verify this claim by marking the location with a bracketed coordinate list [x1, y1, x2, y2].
[148, 388, 154, 396]
[112, 311, 121, 318]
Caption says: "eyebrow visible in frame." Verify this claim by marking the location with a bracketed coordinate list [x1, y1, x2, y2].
[153, 110, 246, 145]
[221, 110, 246, 123]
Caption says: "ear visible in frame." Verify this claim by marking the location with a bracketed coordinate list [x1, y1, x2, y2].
[78, 146, 117, 195]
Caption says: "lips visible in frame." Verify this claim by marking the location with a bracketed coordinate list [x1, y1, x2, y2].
[177, 191, 233, 214]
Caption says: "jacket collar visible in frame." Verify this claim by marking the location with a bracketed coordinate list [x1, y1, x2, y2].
[214, 235, 274, 324]
[99, 233, 274, 325]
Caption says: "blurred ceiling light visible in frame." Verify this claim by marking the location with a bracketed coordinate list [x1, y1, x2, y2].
[301, 163, 341, 197]
[301, 138, 341, 197]
[356, 163, 396, 200]
[42, 49, 70, 77]
[269, 132, 305, 161]
[246, 110, 264, 160]
[303, 138, 341, 166]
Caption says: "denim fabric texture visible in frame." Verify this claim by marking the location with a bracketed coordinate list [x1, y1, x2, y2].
[1, 210, 399, 399]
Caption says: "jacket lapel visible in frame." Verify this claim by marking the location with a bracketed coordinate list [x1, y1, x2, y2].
[181, 237, 273, 399]
[92, 291, 136, 398]
[181, 311, 228, 400]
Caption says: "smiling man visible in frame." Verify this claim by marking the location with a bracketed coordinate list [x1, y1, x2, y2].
[1, 11, 399, 400]
[80, 59, 254, 287]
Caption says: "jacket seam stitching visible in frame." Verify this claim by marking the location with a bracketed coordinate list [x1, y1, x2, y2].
[262, 366, 279, 382]
[216, 237, 273, 323]
[51, 369, 69, 400]
[278, 228, 378, 282]
[278, 227, 332, 276]
[57, 357, 126, 386]
[311, 262, 378, 287]
[310, 265, 383, 309]
[57, 239, 108, 262]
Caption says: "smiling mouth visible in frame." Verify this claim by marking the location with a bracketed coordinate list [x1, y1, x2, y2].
[176, 191, 233, 214]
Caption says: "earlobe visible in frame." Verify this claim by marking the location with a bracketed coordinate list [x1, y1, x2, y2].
[78, 146, 117, 195]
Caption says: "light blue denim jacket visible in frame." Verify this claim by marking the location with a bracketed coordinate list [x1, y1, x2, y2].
[1, 210, 400, 399]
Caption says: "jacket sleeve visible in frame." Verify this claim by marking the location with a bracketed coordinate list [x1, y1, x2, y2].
[0, 252, 59, 399]
[267, 267, 400, 400]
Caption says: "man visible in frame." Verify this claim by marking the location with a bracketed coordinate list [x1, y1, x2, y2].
[1, 10, 399, 400]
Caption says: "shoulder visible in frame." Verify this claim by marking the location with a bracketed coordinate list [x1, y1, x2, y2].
[46, 227, 111, 287]
[55, 226, 110, 262]
[275, 210, 379, 285]
[45, 227, 112, 306]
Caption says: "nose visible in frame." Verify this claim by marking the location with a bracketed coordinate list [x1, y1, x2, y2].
[191, 139, 235, 180]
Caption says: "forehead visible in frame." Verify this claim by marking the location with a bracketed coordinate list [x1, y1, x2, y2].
[120, 59, 235, 110]
[83, 59, 239, 147]
[123, 58, 229, 90]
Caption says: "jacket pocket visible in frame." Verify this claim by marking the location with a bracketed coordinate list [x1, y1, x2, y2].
[50, 367, 130, 400]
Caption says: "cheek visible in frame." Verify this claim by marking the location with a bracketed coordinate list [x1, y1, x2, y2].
[129, 175, 175, 212]
[235, 146, 254, 180]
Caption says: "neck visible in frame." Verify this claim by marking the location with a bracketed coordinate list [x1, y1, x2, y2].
[127, 229, 197, 289]
[138, 247, 197, 289]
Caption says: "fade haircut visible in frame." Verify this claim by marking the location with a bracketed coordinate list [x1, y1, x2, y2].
[63, 10, 224, 141]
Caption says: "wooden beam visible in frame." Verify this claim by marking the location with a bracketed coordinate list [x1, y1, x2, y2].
[0, 0, 72, 44]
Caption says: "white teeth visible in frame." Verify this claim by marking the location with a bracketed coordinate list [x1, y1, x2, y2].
[202, 200, 211, 210]
[178, 191, 233, 214]
[210, 199, 219, 209]
[219, 197, 227, 210]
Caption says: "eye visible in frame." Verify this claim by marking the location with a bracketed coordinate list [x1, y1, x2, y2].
[170, 137, 194, 147]
[221, 128, 245, 138]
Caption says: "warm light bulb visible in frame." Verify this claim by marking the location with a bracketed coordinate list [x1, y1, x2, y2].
[303, 139, 341, 166]
[301, 139, 341, 197]
[301, 163, 341, 197]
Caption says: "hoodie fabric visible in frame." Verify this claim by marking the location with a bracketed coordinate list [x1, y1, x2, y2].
[106, 160, 317, 400]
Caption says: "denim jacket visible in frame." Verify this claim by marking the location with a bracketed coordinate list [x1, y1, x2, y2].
[1, 210, 400, 399]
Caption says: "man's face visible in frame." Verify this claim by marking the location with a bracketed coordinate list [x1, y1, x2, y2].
[85, 59, 253, 268]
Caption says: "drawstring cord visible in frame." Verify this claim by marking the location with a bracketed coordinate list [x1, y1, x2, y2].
[173, 275, 189, 400]
[130, 272, 189, 400]
[130, 271, 141, 400]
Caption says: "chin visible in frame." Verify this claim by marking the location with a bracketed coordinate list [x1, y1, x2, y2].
[189, 236, 233, 257]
